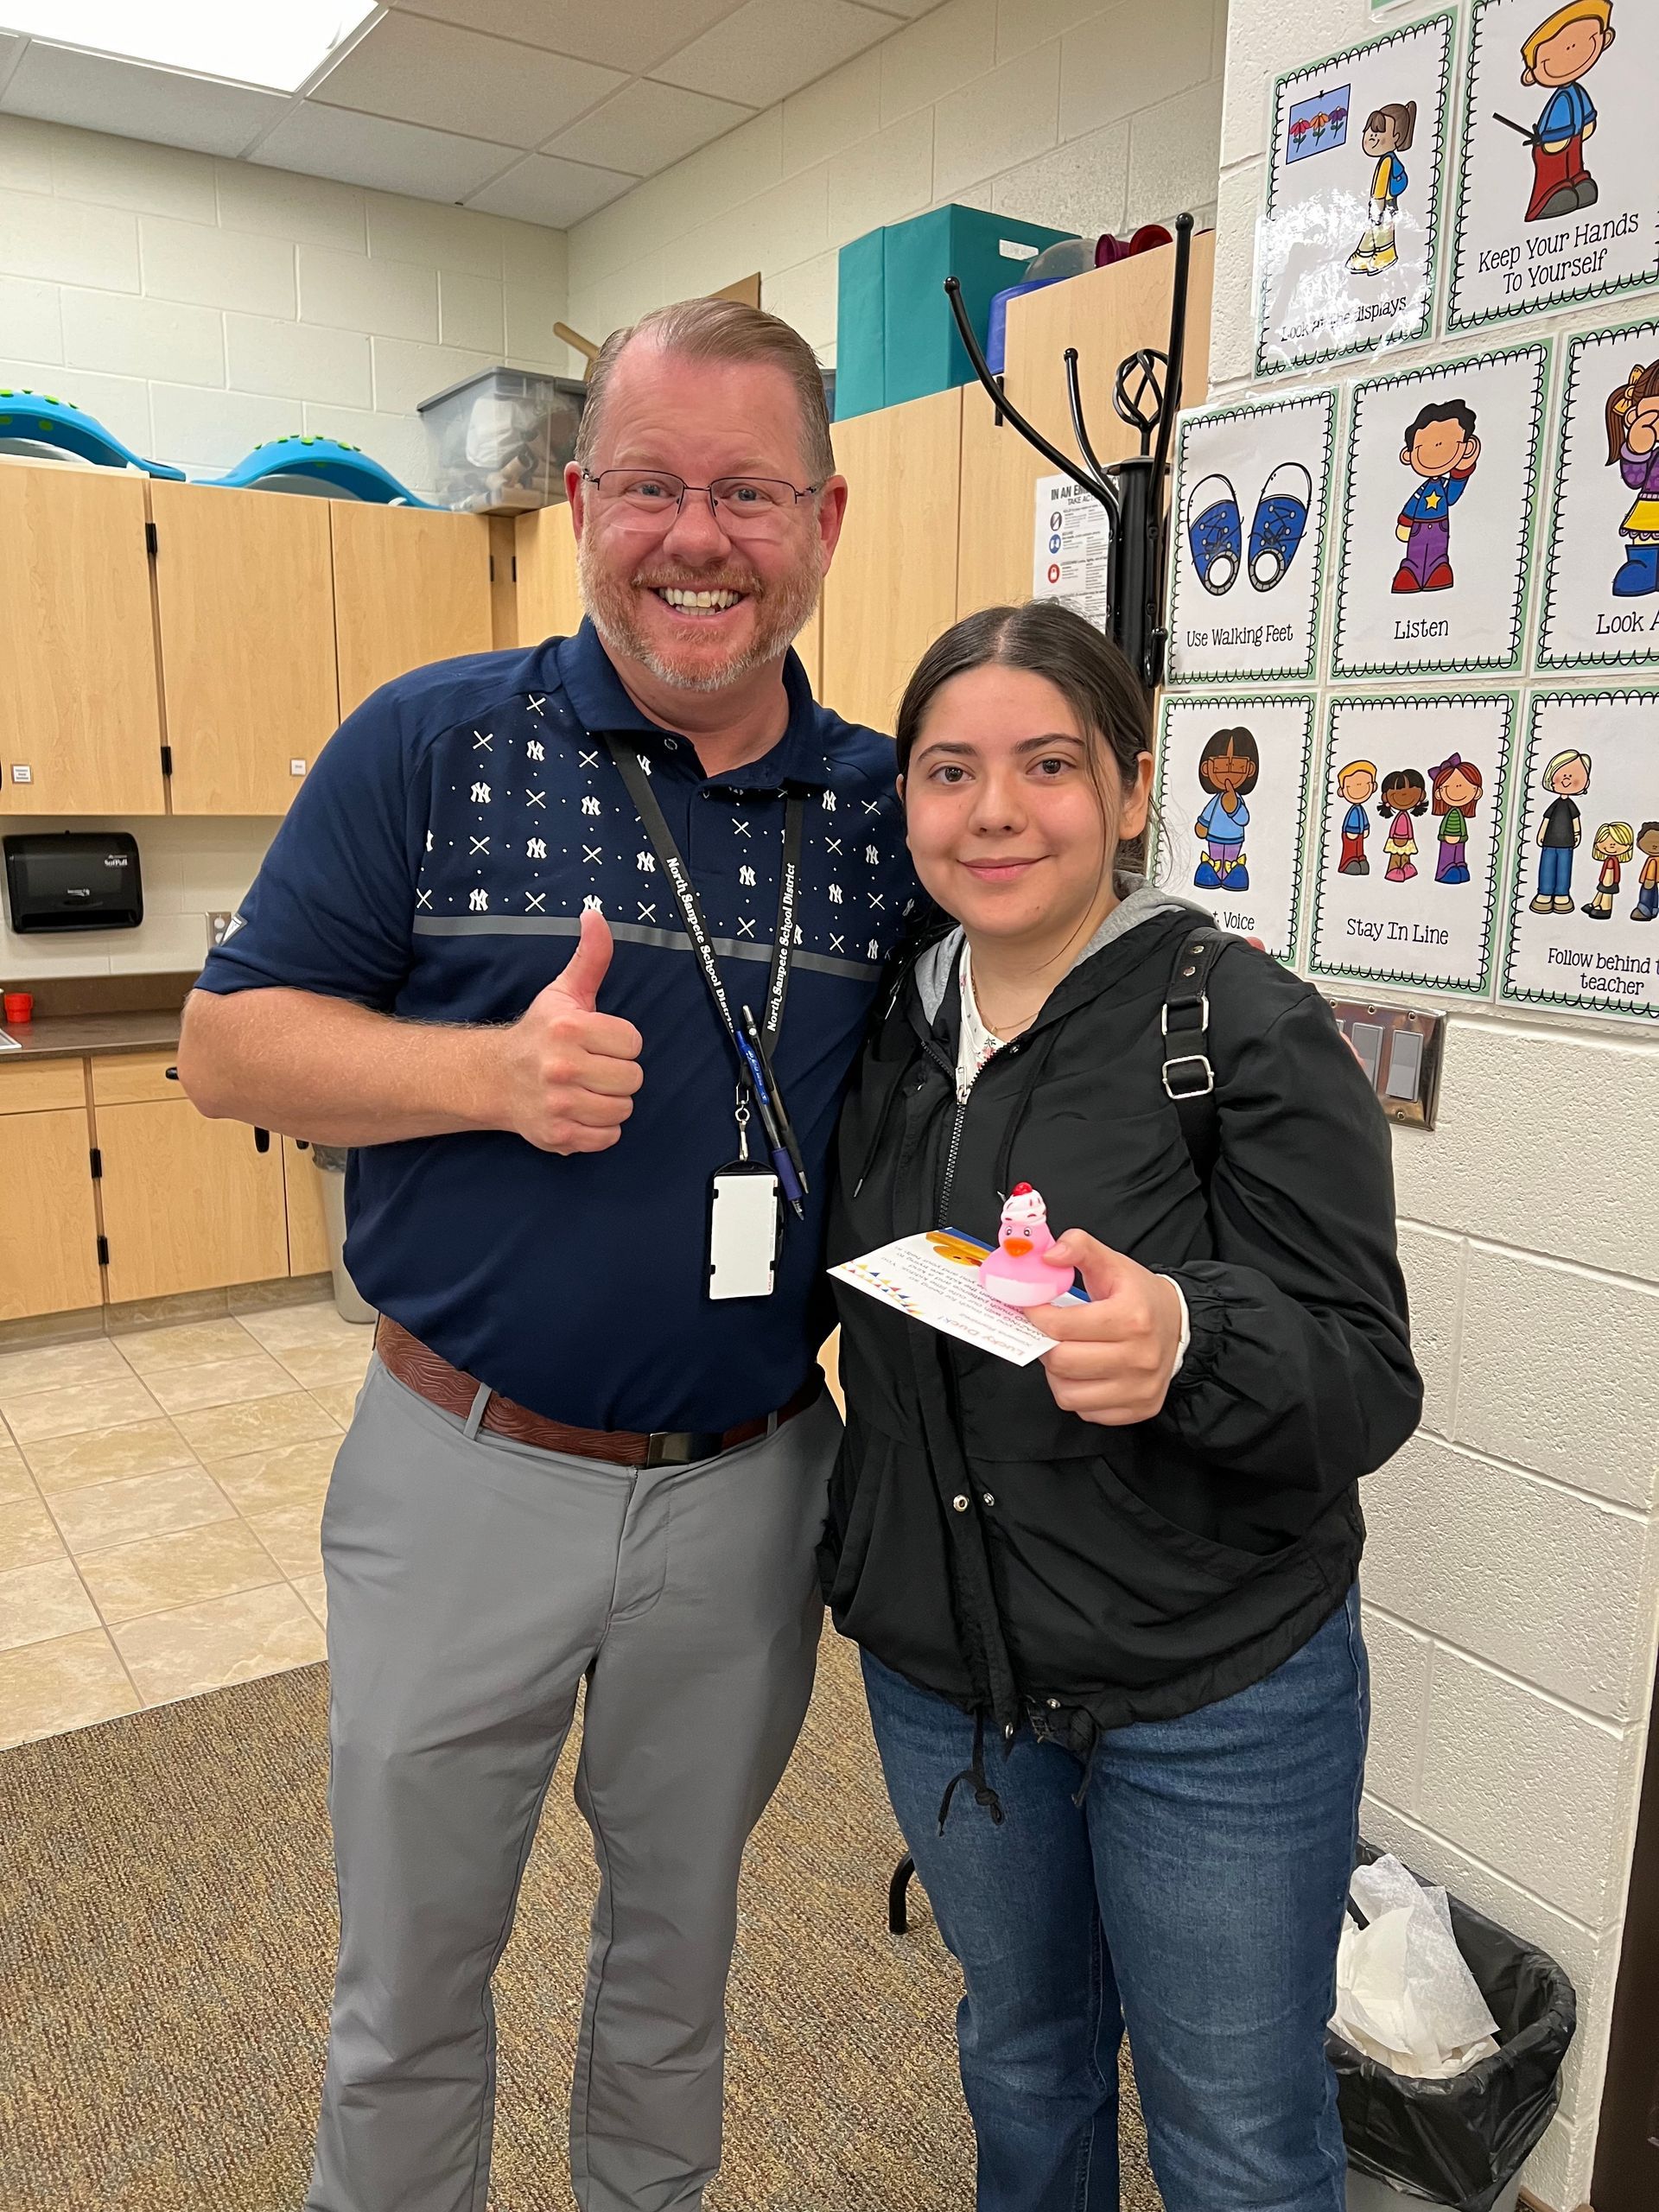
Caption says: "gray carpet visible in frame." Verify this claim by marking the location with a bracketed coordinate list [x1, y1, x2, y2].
[0, 1629, 1162, 2210]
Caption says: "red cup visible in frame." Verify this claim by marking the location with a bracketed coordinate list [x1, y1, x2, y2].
[3, 993, 35, 1026]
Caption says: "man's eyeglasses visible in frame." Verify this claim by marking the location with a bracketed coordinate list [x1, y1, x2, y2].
[581, 467, 822, 538]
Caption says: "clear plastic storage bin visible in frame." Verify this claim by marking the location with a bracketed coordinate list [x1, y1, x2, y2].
[416, 366, 586, 512]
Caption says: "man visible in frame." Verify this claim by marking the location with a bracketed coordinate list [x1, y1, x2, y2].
[1520, 0, 1614, 224]
[1393, 399, 1480, 594]
[178, 298, 918, 2212]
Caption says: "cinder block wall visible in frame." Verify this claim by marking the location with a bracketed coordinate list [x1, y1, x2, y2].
[1211, 3, 1659, 2205]
[0, 113, 570, 495]
[565, 0, 1230, 359]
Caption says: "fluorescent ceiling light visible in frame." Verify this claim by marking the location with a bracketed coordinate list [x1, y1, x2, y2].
[0, 3, 379, 92]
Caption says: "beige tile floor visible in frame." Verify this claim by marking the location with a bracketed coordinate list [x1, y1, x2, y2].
[0, 1299, 375, 1751]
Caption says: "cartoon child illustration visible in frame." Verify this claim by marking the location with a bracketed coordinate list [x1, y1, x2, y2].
[1518, 1, 1616, 224]
[1347, 102, 1417, 276]
[1530, 747, 1592, 912]
[1631, 821, 1659, 920]
[1336, 759, 1377, 875]
[1583, 820, 1634, 918]
[1429, 754, 1484, 884]
[1395, 401, 1480, 594]
[1605, 361, 1659, 600]
[1376, 767, 1429, 881]
[1193, 725, 1258, 890]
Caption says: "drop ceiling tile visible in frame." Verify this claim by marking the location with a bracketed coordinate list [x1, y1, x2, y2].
[312, 12, 624, 149]
[0, 45, 287, 158]
[466, 152, 634, 227]
[391, 0, 747, 75]
[251, 104, 515, 204]
[543, 80, 753, 177]
[652, 0, 899, 111]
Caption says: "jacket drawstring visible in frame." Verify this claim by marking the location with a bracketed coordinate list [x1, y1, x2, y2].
[937, 1708, 1006, 1833]
[851, 1048, 918, 1198]
[991, 1025, 1064, 1204]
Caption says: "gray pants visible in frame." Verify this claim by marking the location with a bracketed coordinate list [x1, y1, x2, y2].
[307, 1357, 838, 2212]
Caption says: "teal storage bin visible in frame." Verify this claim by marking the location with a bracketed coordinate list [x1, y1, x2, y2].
[834, 205, 1076, 422]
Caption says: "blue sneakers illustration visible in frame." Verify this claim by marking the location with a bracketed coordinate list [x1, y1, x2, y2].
[1246, 462, 1312, 592]
[1186, 474, 1243, 595]
[1186, 462, 1311, 596]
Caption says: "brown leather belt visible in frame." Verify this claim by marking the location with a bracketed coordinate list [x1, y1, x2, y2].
[374, 1316, 821, 1468]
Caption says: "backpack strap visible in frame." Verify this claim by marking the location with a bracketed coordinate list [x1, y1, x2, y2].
[1161, 925, 1231, 1192]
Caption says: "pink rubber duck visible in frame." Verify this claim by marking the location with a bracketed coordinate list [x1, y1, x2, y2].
[977, 1184, 1076, 1308]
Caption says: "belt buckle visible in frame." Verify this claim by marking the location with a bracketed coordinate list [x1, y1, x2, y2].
[645, 1429, 709, 1468]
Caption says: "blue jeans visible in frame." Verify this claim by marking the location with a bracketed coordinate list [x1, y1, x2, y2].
[1537, 845, 1573, 899]
[861, 1586, 1369, 2212]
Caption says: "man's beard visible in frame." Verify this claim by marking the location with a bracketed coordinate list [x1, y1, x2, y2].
[578, 532, 824, 694]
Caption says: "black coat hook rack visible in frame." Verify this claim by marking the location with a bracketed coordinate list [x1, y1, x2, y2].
[944, 210, 1194, 691]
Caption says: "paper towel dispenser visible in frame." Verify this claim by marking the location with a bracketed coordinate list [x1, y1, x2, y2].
[3, 831, 143, 932]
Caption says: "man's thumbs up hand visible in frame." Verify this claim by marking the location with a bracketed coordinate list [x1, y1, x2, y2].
[1026, 1230, 1185, 1427]
[551, 905, 614, 1011]
[500, 910, 644, 1154]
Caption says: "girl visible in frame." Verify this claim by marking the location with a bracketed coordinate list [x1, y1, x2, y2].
[1429, 754, 1482, 884]
[1347, 100, 1416, 276]
[1192, 725, 1259, 890]
[1376, 766, 1428, 882]
[825, 602, 1421, 2212]
[1584, 820, 1634, 918]
[1605, 360, 1659, 600]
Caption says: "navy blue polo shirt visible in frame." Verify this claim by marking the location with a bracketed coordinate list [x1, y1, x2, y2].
[198, 619, 918, 1432]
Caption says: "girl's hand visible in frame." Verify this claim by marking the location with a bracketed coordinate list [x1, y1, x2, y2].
[1629, 398, 1659, 456]
[1027, 1232, 1185, 1427]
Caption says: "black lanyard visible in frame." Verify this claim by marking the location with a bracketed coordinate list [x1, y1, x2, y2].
[601, 733, 805, 1066]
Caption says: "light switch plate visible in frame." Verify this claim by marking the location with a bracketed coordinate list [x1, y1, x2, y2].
[1327, 1000, 1445, 1130]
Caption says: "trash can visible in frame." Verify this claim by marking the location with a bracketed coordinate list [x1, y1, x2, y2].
[308, 1145, 376, 1326]
[1331, 1846, 1576, 2212]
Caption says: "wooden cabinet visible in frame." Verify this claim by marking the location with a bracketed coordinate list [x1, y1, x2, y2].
[0, 465, 166, 815]
[822, 386, 963, 735]
[149, 480, 339, 815]
[91, 1051, 288, 1302]
[331, 503, 494, 716]
[283, 1137, 332, 1278]
[0, 1061, 101, 1322]
[513, 502, 582, 645]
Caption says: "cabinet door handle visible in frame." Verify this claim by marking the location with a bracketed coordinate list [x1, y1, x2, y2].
[254, 1126, 270, 1154]
[165, 1065, 179, 1081]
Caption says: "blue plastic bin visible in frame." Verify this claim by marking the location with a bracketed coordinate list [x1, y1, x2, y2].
[834, 206, 1074, 421]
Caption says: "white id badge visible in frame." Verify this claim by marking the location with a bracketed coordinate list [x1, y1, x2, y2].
[708, 1162, 782, 1300]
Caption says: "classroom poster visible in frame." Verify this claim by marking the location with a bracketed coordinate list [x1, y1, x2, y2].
[1032, 473, 1111, 631]
[1449, 0, 1659, 333]
[1166, 391, 1337, 684]
[1255, 15, 1453, 377]
[1540, 315, 1659, 668]
[1332, 343, 1548, 679]
[1502, 690, 1659, 1020]
[1311, 693, 1515, 995]
[1153, 695, 1314, 960]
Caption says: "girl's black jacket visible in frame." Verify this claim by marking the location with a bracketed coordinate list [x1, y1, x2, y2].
[822, 894, 1422, 1751]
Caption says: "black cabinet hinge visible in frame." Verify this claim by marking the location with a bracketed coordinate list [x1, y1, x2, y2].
[144, 521, 158, 556]
[160, 744, 173, 777]
[511, 555, 518, 582]
[489, 554, 495, 582]
[96, 1234, 110, 1267]
[89, 1147, 102, 1179]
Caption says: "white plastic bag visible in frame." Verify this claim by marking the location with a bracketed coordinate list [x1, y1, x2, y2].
[1330, 1853, 1500, 2080]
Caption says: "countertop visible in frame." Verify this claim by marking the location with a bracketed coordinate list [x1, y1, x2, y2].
[0, 1009, 184, 1061]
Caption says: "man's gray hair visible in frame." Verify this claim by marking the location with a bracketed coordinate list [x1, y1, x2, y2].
[573, 296, 836, 485]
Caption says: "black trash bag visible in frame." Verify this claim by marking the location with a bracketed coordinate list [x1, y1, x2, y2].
[1327, 1845, 1576, 2212]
